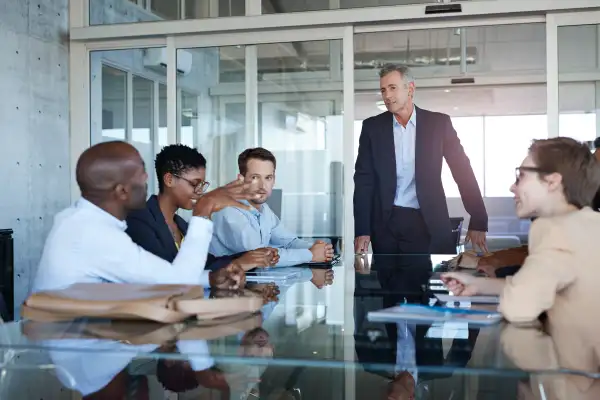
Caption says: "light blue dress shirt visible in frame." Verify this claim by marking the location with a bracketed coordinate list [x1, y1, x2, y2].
[393, 108, 420, 209]
[209, 201, 313, 267]
[395, 320, 418, 384]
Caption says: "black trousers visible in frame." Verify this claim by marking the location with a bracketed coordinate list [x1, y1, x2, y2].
[371, 206, 431, 255]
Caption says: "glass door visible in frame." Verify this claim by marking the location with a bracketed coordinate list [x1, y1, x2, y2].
[548, 11, 600, 144]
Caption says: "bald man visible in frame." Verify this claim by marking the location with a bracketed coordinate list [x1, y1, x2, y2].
[34, 141, 259, 292]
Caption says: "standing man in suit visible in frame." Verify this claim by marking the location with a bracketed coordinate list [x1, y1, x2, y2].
[354, 64, 488, 255]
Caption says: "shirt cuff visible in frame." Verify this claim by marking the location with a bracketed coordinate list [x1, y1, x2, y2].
[200, 270, 210, 287]
[187, 216, 214, 237]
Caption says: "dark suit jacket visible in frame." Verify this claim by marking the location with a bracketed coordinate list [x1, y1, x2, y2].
[126, 195, 189, 263]
[126, 195, 241, 271]
[354, 107, 488, 253]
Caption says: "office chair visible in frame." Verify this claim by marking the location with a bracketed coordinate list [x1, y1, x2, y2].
[449, 217, 464, 254]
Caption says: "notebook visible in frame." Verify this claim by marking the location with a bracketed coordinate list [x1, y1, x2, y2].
[367, 304, 503, 326]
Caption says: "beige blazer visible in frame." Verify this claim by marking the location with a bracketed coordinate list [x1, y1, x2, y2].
[498, 207, 600, 384]
[501, 325, 600, 399]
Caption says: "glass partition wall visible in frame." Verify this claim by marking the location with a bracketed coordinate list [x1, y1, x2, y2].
[70, 4, 600, 400]
[74, 2, 600, 261]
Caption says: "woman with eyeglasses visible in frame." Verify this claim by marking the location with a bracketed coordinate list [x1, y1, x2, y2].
[126, 144, 277, 270]
[125, 144, 212, 262]
[442, 137, 600, 326]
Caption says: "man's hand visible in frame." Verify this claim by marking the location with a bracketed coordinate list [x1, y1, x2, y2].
[232, 248, 279, 271]
[311, 268, 334, 289]
[248, 283, 280, 304]
[193, 178, 260, 218]
[465, 230, 488, 254]
[310, 241, 334, 262]
[209, 263, 246, 290]
[354, 235, 370, 254]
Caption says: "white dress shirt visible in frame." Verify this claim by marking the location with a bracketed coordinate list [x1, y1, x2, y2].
[33, 198, 213, 292]
[48, 339, 214, 396]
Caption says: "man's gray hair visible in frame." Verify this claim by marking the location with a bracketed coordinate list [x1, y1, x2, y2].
[379, 63, 415, 84]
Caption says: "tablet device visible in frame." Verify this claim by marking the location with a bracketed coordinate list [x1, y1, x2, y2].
[434, 294, 500, 304]
[367, 304, 502, 326]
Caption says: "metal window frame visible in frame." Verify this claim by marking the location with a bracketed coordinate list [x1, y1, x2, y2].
[546, 10, 600, 138]
[73, 0, 600, 40]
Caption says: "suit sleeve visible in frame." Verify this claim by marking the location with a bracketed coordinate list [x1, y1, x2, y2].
[442, 115, 488, 231]
[499, 219, 576, 323]
[353, 120, 375, 237]
[125, 216, 173, 262]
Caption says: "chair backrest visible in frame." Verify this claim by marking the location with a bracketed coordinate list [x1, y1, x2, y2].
[266, 189, 283, 219]
[449, 217, 464, 249]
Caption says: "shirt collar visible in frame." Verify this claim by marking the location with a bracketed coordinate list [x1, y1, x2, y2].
[77, 198, 128, 231]
[239, 199, 263, 216]
[392, 105, 417, 128]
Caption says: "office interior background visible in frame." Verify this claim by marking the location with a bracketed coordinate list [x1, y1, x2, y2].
[1, 0, 600, 315]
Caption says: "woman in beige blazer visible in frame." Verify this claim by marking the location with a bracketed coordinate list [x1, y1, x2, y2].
[442, 137, 600, 330]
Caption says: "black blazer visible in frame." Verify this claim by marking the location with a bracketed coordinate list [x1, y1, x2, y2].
[354, 107, 488, 253]
[126, 195, 241, 271]
[126, 195, 189, 263]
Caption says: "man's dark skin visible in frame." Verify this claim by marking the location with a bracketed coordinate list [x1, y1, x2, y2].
[76, 141, 260, 289]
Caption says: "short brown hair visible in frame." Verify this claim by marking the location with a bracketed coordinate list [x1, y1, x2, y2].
[529, 137, 600, 208]
[238, 147, 276, 176]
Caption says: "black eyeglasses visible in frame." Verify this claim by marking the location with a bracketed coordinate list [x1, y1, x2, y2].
[173, 174, 210, 194]
[514, 166, 547, 184]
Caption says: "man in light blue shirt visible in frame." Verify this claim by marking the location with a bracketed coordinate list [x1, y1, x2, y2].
[210, 147, 334, 266]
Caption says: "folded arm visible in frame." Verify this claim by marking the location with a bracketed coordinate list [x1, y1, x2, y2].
[94, 217, 213, 286]
[499, 220, 575, 323]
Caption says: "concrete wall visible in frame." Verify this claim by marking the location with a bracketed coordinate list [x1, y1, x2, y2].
[0, 0, 70, 317]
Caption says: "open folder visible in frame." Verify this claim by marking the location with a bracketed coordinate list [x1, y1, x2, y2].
[367, 304, 503, 326]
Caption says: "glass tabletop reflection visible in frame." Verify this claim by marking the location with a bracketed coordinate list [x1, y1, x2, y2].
[0, 255, 597, 399]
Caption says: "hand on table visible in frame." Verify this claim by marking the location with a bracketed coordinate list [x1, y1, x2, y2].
[464, 230, 488, 254]
[311, 268, 334, 289]
[248, 283, 280, 304]
[232, 248, 279, 271]
[310, 241, 334, 262]
[209, 262, 246, 290]
[440, 272, 481, 296]
[354, 235, 370, 254]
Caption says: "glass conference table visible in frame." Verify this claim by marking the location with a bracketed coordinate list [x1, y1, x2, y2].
[0, 254, 597, 399]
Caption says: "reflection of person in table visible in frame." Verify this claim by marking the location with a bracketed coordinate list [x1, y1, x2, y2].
[156, 317, 274, 398]
[442, 137, 600, 325]
[501, 324, 600, 400]
[46, 338, 217, 399]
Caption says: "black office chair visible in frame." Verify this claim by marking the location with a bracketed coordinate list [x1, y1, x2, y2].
[449, 217, 464, 253]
